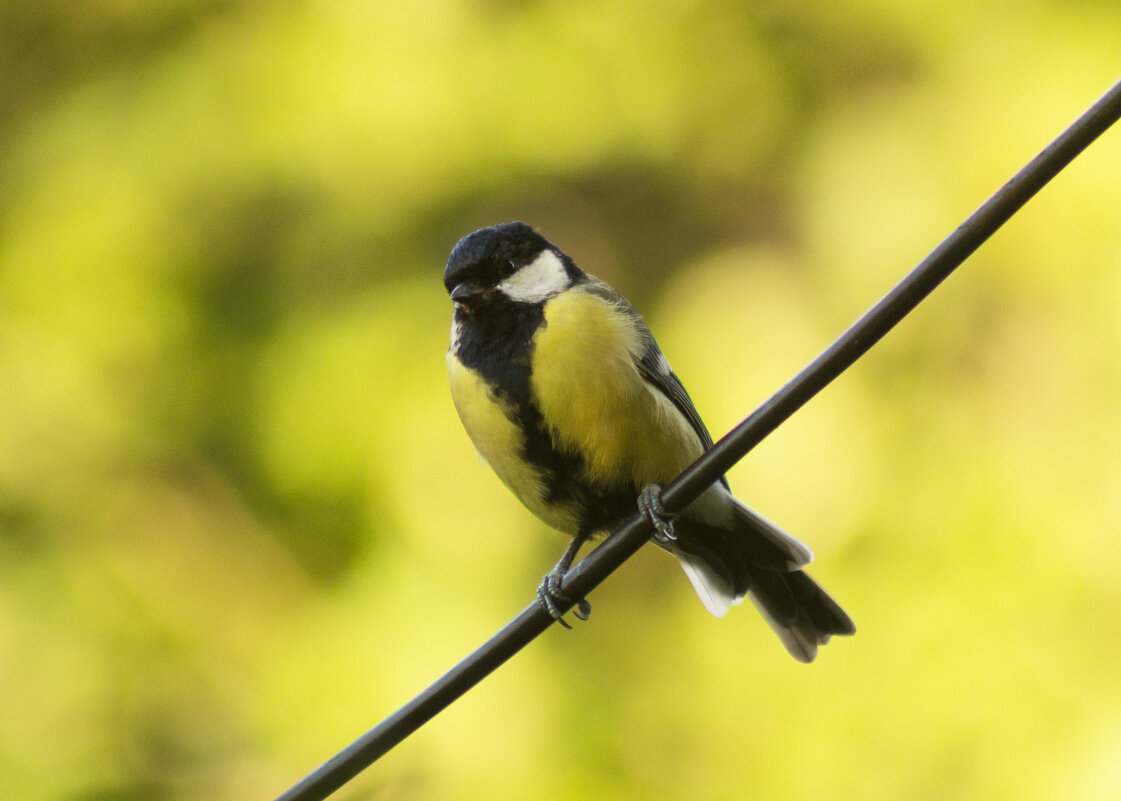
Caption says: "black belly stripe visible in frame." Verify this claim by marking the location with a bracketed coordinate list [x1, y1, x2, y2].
[453, 299, 639, 535]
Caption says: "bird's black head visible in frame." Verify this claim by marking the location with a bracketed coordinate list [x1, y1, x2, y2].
[444, 222, 580, 308]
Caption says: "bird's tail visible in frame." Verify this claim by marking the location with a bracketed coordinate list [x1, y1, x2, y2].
[668, 498, 855, 662]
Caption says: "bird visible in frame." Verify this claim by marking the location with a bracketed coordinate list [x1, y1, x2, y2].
[444, 221, 854, 661]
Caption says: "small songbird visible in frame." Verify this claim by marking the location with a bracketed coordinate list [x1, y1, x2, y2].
[444, 222, 854, 661]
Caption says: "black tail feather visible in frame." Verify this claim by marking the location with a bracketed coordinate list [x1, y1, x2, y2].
[665, 499, 855, 661]
[748, 566, 856, 663]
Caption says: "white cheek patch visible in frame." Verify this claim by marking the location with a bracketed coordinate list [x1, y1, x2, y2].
[498, 249, 572, 303]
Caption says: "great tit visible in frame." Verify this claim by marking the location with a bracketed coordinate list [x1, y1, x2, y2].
[445, 221, 854, 661]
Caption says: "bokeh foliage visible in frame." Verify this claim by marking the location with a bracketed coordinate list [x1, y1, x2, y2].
[2, 1, 1120, 799]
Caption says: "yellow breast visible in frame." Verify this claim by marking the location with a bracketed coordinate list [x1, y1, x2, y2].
[447, 352, 583, 534]
[531, 288, 703, 489]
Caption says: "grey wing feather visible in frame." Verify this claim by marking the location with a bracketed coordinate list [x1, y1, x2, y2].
[579, 277, 729, 490]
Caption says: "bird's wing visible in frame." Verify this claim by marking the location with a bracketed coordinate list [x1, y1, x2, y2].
[580, 277, 729, 490]
[634, 335, 732, 491]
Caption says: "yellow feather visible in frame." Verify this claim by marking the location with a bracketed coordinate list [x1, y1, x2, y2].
[447, 352, 583, 534]
[531, 288, 703, 492]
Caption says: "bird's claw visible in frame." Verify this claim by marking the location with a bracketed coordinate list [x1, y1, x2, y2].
[537, 570, 591, 628]
[639, 483, 676, 542]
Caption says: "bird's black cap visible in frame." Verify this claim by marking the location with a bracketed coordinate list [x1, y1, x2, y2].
[444, 222, 555, 294]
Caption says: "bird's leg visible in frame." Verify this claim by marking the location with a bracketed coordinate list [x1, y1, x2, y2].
[537, 533, 592, 628]
[639, 484, 677, 543]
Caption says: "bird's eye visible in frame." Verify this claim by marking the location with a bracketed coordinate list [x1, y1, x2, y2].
[503, 259, 517, 277]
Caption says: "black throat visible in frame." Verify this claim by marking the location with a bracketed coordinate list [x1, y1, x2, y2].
[452, 298, 540, 393]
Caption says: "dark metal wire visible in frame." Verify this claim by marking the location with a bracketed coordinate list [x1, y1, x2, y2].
[274, 77, 1121, 801]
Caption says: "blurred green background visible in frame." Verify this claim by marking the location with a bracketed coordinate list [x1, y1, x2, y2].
[2, 1, 1120, 799]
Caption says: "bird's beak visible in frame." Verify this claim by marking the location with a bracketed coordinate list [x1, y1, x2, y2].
[450, 283, 485, 304]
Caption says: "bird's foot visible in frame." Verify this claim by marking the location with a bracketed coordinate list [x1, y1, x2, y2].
[639, 484, 676, 543]
[536, 569, 592, 629]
